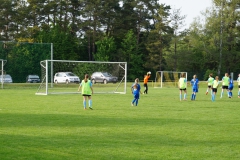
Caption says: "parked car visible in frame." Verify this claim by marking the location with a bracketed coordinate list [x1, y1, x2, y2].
[0, 74, 13, 83]
[54, 72, 80, 84]
[91, 72, 118, 84]
[26, 75, 40, 83]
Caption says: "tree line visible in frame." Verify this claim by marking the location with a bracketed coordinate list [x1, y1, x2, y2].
[0, 0, 240, 82]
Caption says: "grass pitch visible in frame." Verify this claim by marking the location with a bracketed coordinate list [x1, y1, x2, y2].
[0, 83, 240, 160]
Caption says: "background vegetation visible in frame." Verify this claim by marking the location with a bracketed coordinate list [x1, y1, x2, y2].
[0, 0, 240, 82]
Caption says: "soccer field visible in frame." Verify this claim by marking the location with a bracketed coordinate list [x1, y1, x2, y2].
[0, 83, 240, 160]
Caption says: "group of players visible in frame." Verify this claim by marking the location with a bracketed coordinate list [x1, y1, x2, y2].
[179, 72, 240, 102]
[78, 71, 240, 109]
[131, 71, 240, 106]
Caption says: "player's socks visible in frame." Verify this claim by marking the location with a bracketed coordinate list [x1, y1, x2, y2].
[211, 94, 214, 101]
[213, 94, 215, 101]
[220, 91, 223, 98]
[135, 99, 138, 106]
[180, 94, 182, 100]
[83, 100, 86, 108]
[89, 100, 92, 108]
[132, 99, 136, 104]
[191, 94, 194, 100]
[194, 94, 196, 100]
[184, 93, 187, 100]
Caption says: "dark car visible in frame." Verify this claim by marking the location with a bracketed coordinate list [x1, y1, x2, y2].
[26, 75, 40, 83]
[91, 72, 118, 84]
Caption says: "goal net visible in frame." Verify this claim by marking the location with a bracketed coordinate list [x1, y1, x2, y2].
[36, 60, 127, 95]
[154, 71, 187, 88]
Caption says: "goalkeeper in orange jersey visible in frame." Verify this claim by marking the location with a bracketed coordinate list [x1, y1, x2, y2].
[143, 71, 151, 94]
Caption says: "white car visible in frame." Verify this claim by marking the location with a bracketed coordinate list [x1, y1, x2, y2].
[0, 74, 13, 83]
[54, 72, 80, 84]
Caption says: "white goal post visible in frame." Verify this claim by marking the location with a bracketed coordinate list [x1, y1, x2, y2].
[36, 60, 127, 95]
[0, 59, 7, 89]
[154, 71, 187, 88]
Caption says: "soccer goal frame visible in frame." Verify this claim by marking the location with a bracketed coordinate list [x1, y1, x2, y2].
[36, 60, 127, 95]
[0, 59, 7, 89]
[154, 71, 187, 88]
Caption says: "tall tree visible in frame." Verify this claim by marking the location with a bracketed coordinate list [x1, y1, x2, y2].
[144, 4, 172, 71]
[170, 8, 186, 71]
[205, 0, 240, 75]
[120, 30, 143, 80]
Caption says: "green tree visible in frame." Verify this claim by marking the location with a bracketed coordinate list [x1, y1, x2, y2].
[144, 4, 172, 71]
[170, 8, 186, 71]
[204, 0, 240, 75]
[120, 30, 143, 80]
[94, 36, 116, 61]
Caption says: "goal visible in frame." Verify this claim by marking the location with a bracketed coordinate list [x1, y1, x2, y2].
[36, 60, 127, 95]
[154, 71, 187, 88]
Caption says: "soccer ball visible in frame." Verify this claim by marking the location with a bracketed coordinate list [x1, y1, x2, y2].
[147, 71, 151, 75]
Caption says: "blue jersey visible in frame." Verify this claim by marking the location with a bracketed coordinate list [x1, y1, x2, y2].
[131, 83, 141, 92]
[190, 78, 199, 90]
[131, 83, 141, 99]
[229, 79, 234, 90]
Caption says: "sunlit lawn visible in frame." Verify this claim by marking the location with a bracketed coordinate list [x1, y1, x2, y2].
[0, 83, 240, 159]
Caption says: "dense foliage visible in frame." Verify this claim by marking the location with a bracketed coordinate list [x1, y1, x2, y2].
[0, 0, 239, 82]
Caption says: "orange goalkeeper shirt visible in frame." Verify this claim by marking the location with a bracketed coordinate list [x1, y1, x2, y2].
[144, 75, 150, 84]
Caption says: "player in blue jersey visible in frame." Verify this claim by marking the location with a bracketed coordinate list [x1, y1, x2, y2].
[228, 76, 234, 98]
[190, 74, 199, 100]
[220, 73, 230, 98]
[131, 78, 142, 106]
[237, 74, 240, 98]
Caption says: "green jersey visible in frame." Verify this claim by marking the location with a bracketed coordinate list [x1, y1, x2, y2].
[213, 80, 219, 89]
[179, 77, 186, 89]
[222, 76, 229, 86]
[81, 80, 92, 95]
[207, 77, 214, 85]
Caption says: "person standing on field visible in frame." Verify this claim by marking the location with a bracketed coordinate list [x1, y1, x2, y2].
[131, 78, 142, 106]
[220, 73, 230, 98]
[212, 76, 220, 102]
[190, 74, 199, 100]
[237, 74, 240, 98]
[228, 76, 234, 98]
[206, 73, 214, 95]
[78, 74, 93, 110]
[178, 73, 187, 101]
[143, 71, 151, 94]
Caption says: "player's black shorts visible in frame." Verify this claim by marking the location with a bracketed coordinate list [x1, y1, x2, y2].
[82, 94, 91, 97]
[239, 85, 240, 88]
[222, 85, 228, 89]
[179, 88, 186, 91]
[212, 88, 217, 93]
[208, 85, 212, 88]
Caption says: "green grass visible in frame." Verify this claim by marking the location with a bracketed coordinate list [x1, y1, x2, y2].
[0, 83, 240, 160]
